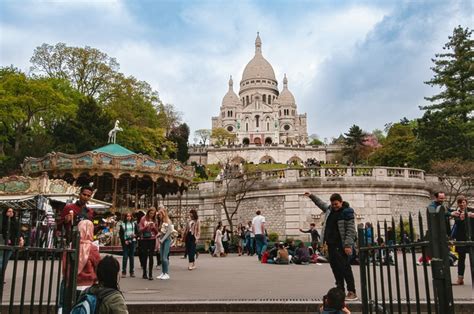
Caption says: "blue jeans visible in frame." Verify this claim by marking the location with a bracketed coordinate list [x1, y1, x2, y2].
[0, 249, 12, 280]
[255, 234, 266, 260]
[122, 241, 136, 274]
[160, 238, 171, 274]
[246, 235, 254, 254]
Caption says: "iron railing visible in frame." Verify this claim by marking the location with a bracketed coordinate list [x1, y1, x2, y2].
[0, 231, 79, 314]
[358, 206, 474, 314]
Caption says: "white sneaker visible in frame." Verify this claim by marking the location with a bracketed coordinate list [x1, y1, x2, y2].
[156, 273, 164, 279]
[161, 273, 170, 280]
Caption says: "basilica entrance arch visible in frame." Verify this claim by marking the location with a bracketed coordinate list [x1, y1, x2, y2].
[260, 155, 275, 164]
[265, 137, 272, 145]
[254, 137, 262, 145]
[243, 138, 250, 146]
[288, 156, 303, 166]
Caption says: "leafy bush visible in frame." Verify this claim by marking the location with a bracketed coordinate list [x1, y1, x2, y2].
[268, 232, 279, 242]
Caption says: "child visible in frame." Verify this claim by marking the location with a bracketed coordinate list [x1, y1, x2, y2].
[320, 288, 351, 314]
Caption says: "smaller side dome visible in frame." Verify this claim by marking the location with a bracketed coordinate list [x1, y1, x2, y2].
[277, 74, 295, 104]
[222, 75, 240, 106]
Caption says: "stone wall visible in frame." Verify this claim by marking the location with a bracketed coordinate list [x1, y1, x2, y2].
[168, 167, 442, 242]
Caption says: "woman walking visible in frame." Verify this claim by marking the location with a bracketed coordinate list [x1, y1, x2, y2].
[138, 207, 158, 280]
[157, 207, 173, 280]
[119, 212, 138, 278]
[213, 225, 225, 257]
[184, 209, 201, 270]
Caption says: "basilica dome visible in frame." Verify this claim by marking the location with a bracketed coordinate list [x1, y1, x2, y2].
[277, 74, 295, 104]
[241, 33, 277, 82]
[222, 76, 240, 106]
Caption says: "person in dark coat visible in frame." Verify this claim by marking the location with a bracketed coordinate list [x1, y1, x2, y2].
[1, 207, 24, 283]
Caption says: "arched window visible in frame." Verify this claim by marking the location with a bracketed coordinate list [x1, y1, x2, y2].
[246, 123, 248, 132]
[246, 95, 249, 105]
[255, 115, 260, 128]
[268, 95, 271, 104]
[263, 94, 266, 103]
[267, 122, 269, 131]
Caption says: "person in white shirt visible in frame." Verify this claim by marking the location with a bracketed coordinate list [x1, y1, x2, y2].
[252, 210, 266, 261]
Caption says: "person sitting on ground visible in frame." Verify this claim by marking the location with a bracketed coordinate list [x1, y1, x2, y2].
[268, 242, 283, 260]
[320, 287, 351, 314]
[293, 242, 310, 265]
[285, 240, 297, 257]
[275, 243, 290, 264]
[80, 255, 128, 313]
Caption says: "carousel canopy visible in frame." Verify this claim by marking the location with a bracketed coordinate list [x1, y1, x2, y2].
[0, 174, 111, 210]
[21, 143, 195, 186]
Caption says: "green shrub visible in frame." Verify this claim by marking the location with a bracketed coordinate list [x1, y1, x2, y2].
[268, 232, 279, 242]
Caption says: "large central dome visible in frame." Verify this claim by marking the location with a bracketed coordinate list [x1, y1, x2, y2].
[241, 33, 276, 82]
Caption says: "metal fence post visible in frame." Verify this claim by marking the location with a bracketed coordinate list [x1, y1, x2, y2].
[357, 224, 369, 314]
[426, 205, 454, 314]
[62, 230, 80, 313]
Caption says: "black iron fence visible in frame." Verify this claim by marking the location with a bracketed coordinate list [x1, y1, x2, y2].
[0, 231, 79, 314]
[358, 205, 474, 314]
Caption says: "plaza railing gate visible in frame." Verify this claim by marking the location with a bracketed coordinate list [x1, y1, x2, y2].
[0, 231, 79, 314]
[357, 205, 474, 314]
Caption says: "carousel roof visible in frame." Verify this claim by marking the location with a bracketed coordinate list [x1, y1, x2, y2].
[93, 144, 135, 156]
[21, 143, 195, 186]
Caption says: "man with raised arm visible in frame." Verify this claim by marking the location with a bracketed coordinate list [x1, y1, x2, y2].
[304, 192, 358, 301]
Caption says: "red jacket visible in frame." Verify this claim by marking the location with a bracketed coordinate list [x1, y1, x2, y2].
[60, 202, 95, 232]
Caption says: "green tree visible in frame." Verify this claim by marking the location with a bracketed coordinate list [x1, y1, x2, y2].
[342, 125, 367, 164]
[51, 96, 113, 153]
[211, 127, 236, 146]
[369, 123, 417, 167]
[416, 26, 474, 167]
[0, 68, 78, 175]
[169, 123, 190, 163]
[30, 43, 119, 99]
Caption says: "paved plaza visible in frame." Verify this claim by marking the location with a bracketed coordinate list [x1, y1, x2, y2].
[1, 252, 472, 313]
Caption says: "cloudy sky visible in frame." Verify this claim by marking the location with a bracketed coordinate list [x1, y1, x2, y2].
[1, 0, 472, 142]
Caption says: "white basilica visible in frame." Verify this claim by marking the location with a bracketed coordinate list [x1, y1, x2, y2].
[189, 34, 331, 165]
[211, 33, 308, 146]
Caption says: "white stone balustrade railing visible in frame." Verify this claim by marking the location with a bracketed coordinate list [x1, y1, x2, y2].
[203, 166, 426, 192]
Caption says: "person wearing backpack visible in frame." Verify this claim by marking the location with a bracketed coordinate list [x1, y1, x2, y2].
[73, 255, 128, 314]
[119, 212, 138, 278]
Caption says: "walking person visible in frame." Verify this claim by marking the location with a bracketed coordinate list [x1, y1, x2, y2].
[213, 224, 225, 257]
[237, 223, 245, 256]
[222, 225, 231, 254]
[449, 196, 474, 285]
[252, 210, 266, 261]
[138, 207, 158, 280]
[184, 209, 201, 270]
[245, 221, 254, 255]
[0, 208, 24, 283]
[305, 192, 358, 301]
[119, 212, 138, 278]
[157, 207, 173, 280]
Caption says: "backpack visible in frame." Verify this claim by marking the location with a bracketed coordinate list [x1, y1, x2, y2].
[70, 286, 117, 314]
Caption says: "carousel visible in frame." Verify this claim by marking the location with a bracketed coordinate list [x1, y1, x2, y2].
[21, 121, 195, 245]
[22, 121, 194, 211]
